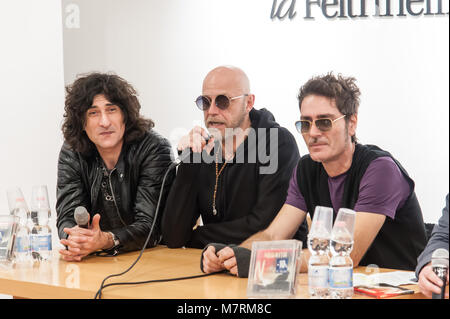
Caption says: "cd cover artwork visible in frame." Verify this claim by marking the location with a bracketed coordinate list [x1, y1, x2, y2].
[247, 240, 302, 298]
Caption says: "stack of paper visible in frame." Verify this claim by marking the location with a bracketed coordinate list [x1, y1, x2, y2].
[353, 271, 417, 287]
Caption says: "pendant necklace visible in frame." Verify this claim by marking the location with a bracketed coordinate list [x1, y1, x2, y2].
[212, 152, 227, 216]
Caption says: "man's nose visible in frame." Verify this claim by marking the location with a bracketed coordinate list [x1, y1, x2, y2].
[309, 121, 322, 137]
[206, 97, 221, 115]
[99, 112, 111, 127]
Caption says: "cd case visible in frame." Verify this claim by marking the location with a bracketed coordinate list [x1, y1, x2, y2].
[247, 240, 303, 298]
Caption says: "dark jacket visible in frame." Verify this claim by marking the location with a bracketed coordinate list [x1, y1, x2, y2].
[415, 194, 449, 278]
[56, 130, 175, 253]
[296, 143, 427, 270]
[162, 108, 300, 248]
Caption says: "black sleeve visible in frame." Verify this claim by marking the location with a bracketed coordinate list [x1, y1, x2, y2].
[56, 144, 90, 240]
[161, 161, 202, 248]
[113, 135, 175, 252]
[199, 244, 251, 278]
[188, 129, 300, 248]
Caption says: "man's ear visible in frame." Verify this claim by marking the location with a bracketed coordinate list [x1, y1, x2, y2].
[246, 94, 255, 113]
[348, 113, 357, 137]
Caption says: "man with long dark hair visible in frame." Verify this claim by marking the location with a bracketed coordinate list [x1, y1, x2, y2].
[57, 72, 174, 261]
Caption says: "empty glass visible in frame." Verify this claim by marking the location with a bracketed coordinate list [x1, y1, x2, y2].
[30, 185, 51, 226]
[331, 208, 356, 250]
[7, 187, 30, 224]
[6, 187, 32, 263]
[308, 206, 333, 255]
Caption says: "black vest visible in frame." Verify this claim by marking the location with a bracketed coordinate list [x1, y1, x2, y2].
[295, 143, 427, 270]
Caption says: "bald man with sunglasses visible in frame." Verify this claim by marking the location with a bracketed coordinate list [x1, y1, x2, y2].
[161, 66, 300, 249]
[201, 73, 427, 277]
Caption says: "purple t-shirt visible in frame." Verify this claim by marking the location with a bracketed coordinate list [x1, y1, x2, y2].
[285, 157, 410, 219]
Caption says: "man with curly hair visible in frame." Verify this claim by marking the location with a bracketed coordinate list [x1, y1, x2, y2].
[201, 73, 427, 277]
[57, 72, 175, 261]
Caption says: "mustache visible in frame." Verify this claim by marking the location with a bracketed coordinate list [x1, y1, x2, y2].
[307, 137, 327, 146]
[206, 117, 225, 125]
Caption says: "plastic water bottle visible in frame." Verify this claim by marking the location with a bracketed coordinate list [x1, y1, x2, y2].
[307, 206, 333, 298]
[30, 186, 52, 261]
[329, 208, 356, 299]
[13, 207, 32, 263]
[31, 209, 52, 261]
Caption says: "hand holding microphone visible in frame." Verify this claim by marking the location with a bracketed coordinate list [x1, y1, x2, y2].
[418, 248, 449, 299]
[74, 206, 90, 228]
[177, 126, 213, 163]
[59, 207, 112, 261]
[431, 248, 449, 299]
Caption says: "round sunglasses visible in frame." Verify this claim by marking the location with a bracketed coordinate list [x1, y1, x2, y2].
[195, 94, 248, 111]
[295, 115, 346, 134]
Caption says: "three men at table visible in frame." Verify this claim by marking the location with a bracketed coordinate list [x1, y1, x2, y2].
[56, 69, 428, 280]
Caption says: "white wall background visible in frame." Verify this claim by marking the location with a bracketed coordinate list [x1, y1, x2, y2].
[0, 0, 65, 298]
[61, 0, 449, 223]
[0, 0, 65, 221]
[0, 0, 447, 300]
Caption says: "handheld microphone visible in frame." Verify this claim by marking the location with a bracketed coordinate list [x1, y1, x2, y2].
[74, 206, 90, 229]
[431, 248, 448, 299]
[95, 132, 215, 299]
[174, 135, 211, 165]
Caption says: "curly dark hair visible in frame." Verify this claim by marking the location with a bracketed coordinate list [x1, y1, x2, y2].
[297, 72, 361, 143]
[62, 72, 154, 154]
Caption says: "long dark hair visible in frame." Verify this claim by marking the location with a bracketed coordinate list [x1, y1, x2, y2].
[62, 72, 154, 154]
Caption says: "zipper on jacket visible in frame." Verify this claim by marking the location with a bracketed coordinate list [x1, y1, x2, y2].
[91, 167, 101, 207]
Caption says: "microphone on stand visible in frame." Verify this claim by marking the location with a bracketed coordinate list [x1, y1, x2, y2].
[74, 206, 90, 229]
[431, 248, 448, 299]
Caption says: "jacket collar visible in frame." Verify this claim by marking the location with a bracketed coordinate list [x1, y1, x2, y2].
[95, 143, 128, 180]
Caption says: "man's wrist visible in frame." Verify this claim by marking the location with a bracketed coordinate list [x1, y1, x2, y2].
[102, 231, 116, 250]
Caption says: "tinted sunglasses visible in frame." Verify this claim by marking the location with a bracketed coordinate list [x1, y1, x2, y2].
[195, 94, 248, 111]
[295, 115, 346, 134]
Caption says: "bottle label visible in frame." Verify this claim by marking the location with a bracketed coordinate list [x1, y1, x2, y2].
[31, 234, 52, 251]
[329, 267, 353, 288]
[309, 265, 329, 288]
[15, 236, 30, 253]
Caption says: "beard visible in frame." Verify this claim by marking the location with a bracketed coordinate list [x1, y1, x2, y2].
[206, 107, 247, 142]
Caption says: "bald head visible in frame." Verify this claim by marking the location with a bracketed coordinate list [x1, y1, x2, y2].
[202, 66, 251, 96]
[201, 66, 255, 140]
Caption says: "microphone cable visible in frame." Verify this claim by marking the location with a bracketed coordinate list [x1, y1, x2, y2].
[94, 159, 178, 299]
[96, 271, 226, 298]
[94, 148, 213, 299]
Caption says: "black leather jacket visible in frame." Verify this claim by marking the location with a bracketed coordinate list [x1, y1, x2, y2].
[56, 130, 175, 253]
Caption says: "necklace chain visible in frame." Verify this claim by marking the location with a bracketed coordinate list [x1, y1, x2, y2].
[212, 152, 227, 215]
